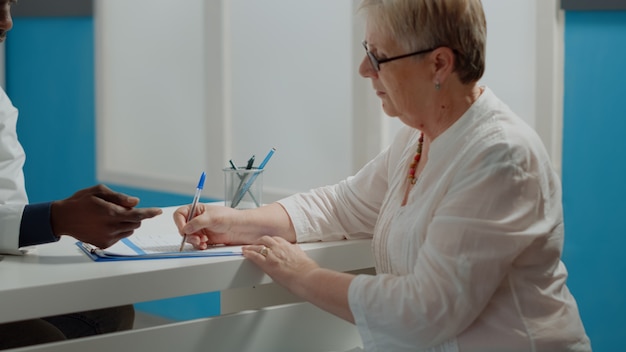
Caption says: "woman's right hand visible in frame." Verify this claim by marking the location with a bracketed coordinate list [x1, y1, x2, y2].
[174, 203, 244, 250]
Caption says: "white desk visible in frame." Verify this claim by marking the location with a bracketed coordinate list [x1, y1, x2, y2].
[0, 206, 373, 351]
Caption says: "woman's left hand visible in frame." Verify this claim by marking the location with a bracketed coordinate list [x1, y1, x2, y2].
[242, 236, 319, 290]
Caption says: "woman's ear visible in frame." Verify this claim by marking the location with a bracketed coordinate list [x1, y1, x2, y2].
[431, 47, 455, 84]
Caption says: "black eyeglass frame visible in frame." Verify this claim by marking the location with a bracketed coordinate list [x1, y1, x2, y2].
[362, 40, 438, 71]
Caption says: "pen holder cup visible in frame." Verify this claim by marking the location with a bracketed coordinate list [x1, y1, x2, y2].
[223, 167, 264, 209]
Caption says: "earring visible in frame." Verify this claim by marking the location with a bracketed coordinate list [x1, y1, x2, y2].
[435, 81, 441, 90]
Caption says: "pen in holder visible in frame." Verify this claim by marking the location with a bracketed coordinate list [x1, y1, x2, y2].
[224, 167, 263, 209]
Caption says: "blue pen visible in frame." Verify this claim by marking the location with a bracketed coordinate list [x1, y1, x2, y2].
[231, 148, 276, 208]
[257, 147, 276, 169]
[179, 171, 206, 251]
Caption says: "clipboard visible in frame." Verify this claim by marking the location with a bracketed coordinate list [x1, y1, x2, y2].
[77, 239, 242, 262]
[75, 205, 243, 262]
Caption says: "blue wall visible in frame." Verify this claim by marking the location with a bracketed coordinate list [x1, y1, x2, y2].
[7, 18, 96, 201]
[562, 11, 626, 351]
[6, 18, 219, 321]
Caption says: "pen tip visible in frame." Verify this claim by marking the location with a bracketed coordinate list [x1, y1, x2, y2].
[197, 172, 206, 188]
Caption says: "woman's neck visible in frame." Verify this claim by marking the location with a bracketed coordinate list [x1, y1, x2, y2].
[420, 83, 482, 141]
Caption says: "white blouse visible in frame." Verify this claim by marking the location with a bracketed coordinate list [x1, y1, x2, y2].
[279, 88, 591, 352]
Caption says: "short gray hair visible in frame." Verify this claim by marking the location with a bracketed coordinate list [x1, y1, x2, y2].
[360, 0, 486, 84]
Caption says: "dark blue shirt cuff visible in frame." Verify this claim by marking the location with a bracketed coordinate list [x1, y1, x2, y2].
[19, 202, 59, 247]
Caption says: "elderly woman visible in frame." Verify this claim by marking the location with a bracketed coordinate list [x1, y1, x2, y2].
[175, 0, 591, 351]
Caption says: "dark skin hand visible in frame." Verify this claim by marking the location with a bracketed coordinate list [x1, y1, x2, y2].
[49, 184, 162, 249]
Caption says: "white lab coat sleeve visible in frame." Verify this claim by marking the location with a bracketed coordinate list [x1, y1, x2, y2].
[0, 87, 29, 255]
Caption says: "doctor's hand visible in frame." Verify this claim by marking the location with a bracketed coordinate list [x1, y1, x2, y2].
[50, 184, 162, 249]
[174, 203, 246, 250]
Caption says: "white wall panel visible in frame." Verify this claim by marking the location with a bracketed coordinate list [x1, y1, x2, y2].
[96, 0, 562, 199]
[97, 0, 361, 200]
[96, 0, 225, 197]
[228, 0, 355, 197]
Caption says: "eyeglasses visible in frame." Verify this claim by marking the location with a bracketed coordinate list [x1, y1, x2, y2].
[362, 41, 437, 72]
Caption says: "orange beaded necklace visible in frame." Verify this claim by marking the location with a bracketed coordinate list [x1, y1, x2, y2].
[407, 132, 424, 185]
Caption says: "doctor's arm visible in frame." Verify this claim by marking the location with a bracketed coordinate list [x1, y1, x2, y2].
[20, 185, 162, 249]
